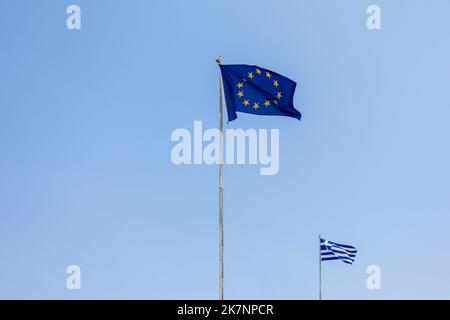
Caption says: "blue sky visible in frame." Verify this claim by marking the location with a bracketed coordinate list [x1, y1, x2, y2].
[1, 0, 449, 299]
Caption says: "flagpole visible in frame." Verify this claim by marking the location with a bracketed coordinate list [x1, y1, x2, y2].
[216, 56, 224, 300]
[319, 235, 322, 300]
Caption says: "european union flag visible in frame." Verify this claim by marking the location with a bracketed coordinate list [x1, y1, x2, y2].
[220, 64, 302, 122]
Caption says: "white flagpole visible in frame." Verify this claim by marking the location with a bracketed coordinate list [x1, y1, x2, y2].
[216, 56, 224, 300]
[319, 235, 322, 300]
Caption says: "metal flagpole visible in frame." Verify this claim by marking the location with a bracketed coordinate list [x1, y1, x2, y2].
[319, 235, 322, 300]
[216, 56, 224, 300]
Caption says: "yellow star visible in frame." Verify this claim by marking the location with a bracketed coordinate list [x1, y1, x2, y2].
[256, 68, 262, 75]
[264, 100, 271, 107]
[243, 99, 250, 106]
[237, 82, 243, 89]
[273, 100, 279, 105]
[237, 91, 244, 98]
[265, 72, 272, 79]
[248, 72, 254, 80]
[253, 102, 260, 110]
[273, 80, 279, 88]
[277, 92, 282, 99]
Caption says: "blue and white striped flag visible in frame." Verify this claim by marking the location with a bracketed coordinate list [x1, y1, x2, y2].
[320, 238, 357, 265]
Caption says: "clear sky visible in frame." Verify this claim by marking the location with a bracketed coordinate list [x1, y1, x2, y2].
[1, 0, 449, 299]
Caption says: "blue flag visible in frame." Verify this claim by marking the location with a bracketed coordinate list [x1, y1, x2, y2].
[320, 238, 357, 265]
[220, 64, 302, 122]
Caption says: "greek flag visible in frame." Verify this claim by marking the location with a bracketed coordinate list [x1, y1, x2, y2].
[320, 238, 357, 265]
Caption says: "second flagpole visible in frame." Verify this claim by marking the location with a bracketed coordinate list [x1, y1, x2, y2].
[216, 56, 224, 300]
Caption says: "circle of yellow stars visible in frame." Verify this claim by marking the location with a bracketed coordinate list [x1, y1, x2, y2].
[235, 68, 282, 110]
